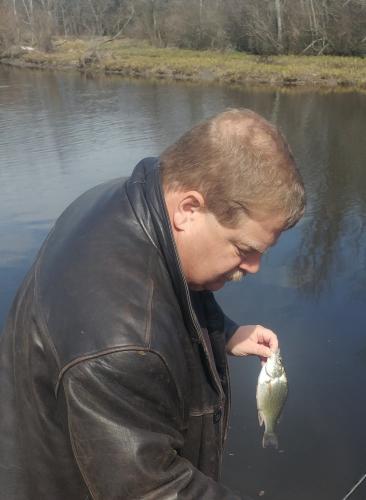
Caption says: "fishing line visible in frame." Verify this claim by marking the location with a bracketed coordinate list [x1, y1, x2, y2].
[341, 472, 366, 500]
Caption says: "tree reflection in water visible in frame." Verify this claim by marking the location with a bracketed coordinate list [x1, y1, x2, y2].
[278, 90, 366, 298]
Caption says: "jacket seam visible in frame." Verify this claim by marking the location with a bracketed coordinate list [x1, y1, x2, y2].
[56, 347, 186, 421]
[124, 181, 160, 254]
[144, 252, 154, 349]
[63, 385, 97, 500]
[33, 228, 62, 376]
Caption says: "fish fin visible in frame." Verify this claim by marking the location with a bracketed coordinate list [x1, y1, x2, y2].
[258, 411, 264, 426]
[262, 431, 278, 449]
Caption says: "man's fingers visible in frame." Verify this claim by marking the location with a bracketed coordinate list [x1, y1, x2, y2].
[258, 326, 279, 352]
[252, 343, 272, 359]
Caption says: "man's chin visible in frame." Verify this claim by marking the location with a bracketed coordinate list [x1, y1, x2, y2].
[206, 280, 227, 292]
[189, 273, 245, 292]
[188, 281, 225, 292]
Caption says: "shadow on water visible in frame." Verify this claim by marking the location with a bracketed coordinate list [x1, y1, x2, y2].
[1, 66, 366, 500]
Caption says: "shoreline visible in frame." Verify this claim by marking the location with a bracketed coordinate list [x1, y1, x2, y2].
[1, 38, 366, 90]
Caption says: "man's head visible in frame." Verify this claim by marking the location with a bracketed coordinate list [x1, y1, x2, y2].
[160, 108, 305, 291]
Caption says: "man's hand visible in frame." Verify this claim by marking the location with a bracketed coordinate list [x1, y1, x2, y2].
[226, 325, 279, 362]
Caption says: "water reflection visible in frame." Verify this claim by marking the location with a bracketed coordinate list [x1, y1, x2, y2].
[1, 66, 366, 500]
[289, 92, 366, 297]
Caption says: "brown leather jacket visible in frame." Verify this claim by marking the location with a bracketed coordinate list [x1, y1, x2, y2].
[0, 158, 248, 499]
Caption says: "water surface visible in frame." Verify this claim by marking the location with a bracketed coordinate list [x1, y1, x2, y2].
[1, 66, 366, 500]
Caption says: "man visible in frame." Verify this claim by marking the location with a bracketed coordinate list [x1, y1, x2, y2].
[0, 109, 305, 499]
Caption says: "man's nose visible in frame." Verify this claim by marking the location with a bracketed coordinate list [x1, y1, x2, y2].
[239, 254, 261, 274]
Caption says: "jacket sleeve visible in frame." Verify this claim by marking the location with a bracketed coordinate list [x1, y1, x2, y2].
[62, 350, 243, 500]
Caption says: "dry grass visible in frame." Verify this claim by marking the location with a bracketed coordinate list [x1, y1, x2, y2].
[2, 37, 366, 89]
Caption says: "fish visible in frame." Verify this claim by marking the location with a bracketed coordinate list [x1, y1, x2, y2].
[256, 349, 288, 449]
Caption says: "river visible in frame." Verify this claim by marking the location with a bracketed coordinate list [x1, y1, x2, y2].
[1, 65, 366, 500]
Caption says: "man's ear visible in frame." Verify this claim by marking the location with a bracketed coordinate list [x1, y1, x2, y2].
[173, 191, 205, 231]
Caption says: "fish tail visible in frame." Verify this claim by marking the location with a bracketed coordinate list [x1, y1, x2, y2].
[262, 431, 278, 449]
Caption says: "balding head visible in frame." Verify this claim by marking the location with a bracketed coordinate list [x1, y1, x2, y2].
[160, 108, 305, 230]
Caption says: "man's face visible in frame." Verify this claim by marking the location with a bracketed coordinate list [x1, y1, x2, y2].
[177, 209, 284, 292]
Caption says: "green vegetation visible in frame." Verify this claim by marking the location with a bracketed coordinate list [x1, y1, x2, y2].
[1, 38, 366, 89]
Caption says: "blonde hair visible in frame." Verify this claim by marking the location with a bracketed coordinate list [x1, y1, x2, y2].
[160, 108, 305, 229]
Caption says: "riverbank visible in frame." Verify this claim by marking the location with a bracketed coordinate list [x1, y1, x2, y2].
[1, 38, 366, 89]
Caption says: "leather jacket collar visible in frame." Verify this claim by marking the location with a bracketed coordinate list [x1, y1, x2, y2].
[126, 158, 201, 343]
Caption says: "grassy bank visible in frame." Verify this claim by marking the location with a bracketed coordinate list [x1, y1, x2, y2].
[1, 38, 366, 89]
